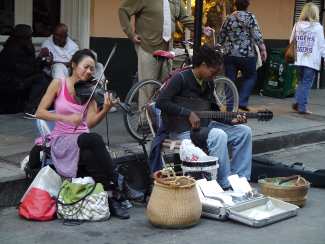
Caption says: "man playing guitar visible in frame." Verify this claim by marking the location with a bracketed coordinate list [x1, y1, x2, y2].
[156, 45, 252, 190]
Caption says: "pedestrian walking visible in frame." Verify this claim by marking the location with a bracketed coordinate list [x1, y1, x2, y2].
[291, 2, 325, 114]
[218, 0, 267, 111]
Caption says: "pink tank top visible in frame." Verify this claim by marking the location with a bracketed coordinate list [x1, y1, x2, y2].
[51, 79, 89, 136]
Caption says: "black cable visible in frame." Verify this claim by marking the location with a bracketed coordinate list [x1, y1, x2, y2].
[105, 113, 110, 146]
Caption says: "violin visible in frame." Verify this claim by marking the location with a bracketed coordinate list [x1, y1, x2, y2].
[74, 44, 117, 113]
[74, 78, 106, 109]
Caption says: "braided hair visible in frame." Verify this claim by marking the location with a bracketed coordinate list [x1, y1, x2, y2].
[192, 44, 224, 68]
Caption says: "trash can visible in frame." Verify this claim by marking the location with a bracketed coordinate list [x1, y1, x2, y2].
[262, 48, 297, 98]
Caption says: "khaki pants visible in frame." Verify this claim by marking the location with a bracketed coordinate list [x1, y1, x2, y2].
[135, 45, 171, 121]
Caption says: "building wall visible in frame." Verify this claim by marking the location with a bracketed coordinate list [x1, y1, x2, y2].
[250, 0, 295, 40]
[91, 0, 125, 38]
[89, 0, 297, 99]
[91, 0, 295, 40]
[90, 0, 136, 101]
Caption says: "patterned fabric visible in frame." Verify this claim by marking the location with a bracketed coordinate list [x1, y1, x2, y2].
[219, 11, 264, 57]
[57, 181, 110, 221]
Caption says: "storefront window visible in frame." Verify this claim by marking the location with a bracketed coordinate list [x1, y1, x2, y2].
[0, 0, 14, 35]
[33, 0, 60, 37]
[174, 0, 235, 43]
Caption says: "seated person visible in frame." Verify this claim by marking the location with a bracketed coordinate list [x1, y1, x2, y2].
[35, 49, 129, 219]
[156, 45, 252, 189]
[40, 23, 104, 81]
[0, 24, 50, 114]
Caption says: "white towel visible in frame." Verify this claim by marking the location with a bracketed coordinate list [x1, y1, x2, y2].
[162, 0, 172, 42]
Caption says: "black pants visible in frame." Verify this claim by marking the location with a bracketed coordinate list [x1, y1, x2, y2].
[77, 133, 116, 191]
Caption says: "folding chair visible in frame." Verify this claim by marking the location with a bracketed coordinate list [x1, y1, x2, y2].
[145, 102, 182, 169]
[35, 117, 55, 138]
[34, 112, 55, 167]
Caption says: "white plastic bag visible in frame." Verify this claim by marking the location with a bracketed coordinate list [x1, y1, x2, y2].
[179, 139, 217, 162]
[21, 165, 62, 202]
[72, 177, 95, 185]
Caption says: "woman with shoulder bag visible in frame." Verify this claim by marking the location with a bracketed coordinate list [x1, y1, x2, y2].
[35, 49, 129, 219]
[218, 0, 267, 111]
[290, 2, 325, 114]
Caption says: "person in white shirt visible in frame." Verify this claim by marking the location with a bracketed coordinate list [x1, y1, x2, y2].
[290, 2, 325, 114]
[40, 24, 105, 81]
[41, 23, 79, 79]
[39, 23, 114, 111]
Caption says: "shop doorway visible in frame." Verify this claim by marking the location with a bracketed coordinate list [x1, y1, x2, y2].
[0, 0, 90, 49]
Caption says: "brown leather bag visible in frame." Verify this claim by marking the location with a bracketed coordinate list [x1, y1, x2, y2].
[284, 24, 297, 64]
[284, 42, 296, 64]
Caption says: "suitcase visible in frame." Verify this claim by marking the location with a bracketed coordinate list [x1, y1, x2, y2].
[196, 183, 299, 227]
[252, 156, 325, 188]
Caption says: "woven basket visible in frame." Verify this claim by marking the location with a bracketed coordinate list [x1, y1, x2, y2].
[258, 175, 310, 207]
[146, 169, 202, 228]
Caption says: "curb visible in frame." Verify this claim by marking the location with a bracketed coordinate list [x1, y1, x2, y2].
[2, 127, 325, 207]
[253, 126, 325, 154]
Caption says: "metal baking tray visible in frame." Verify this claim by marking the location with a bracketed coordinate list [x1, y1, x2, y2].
[227, 197, 299, 227]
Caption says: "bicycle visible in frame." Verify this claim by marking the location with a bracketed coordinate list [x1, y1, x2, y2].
[123, 41, 239, 141]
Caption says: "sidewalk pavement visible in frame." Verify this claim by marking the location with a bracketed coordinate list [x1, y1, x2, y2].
[1, 90, 325, 198]
[1, 90, 325, 244]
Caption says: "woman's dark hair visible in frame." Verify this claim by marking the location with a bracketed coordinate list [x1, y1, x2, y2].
[71, 49, 96, 65]
[69, 49, 96, 76]
[235, 0, 250, 11]
[192, 44, 223, 68]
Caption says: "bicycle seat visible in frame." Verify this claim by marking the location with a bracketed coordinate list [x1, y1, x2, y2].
[153, 50, 175, 60]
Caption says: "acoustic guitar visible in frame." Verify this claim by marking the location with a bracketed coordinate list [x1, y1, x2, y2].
[194, 110, 273, 122]
[162, 96, 273, 132]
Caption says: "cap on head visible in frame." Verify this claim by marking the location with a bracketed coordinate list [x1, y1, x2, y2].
[12, 24, 32, 39]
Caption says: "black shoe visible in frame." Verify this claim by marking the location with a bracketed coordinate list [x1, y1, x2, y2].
[108, 198, 130, 219]
[124, 182, 144, 201]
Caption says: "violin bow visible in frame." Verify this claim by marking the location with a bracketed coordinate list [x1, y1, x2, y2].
[81, 44, 117, 114]
[75, 44, 117, 130]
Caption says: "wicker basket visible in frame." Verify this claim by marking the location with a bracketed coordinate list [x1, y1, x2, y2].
[146, 169, 202, 228]
[258, 175, 310, 207]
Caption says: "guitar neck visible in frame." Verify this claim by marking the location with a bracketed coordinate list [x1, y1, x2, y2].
[195, 111, 259, 120]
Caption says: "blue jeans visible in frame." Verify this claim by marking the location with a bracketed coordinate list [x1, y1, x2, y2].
[295, 66, 317, 112]
[170, 121, 252, 188]
[224, 56, 257, 108]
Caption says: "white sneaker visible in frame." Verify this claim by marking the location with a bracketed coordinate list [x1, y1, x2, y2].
[109, 107, 117, 113]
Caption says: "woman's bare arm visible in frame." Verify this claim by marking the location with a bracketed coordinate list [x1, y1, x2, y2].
[35, 80, 82, 125]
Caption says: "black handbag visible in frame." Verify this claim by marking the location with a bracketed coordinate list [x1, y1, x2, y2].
[252, 156, 325, 188]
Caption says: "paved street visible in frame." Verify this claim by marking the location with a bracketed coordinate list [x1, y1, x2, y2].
[1, 90, 325, 244]
[1, 185, 325, 244]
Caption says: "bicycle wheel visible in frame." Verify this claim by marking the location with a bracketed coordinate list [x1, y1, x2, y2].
[213, 76, 239, 112]
[123, 79, 162, 141]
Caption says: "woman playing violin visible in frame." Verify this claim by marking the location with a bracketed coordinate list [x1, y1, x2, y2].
[35, 49, 129, 219]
